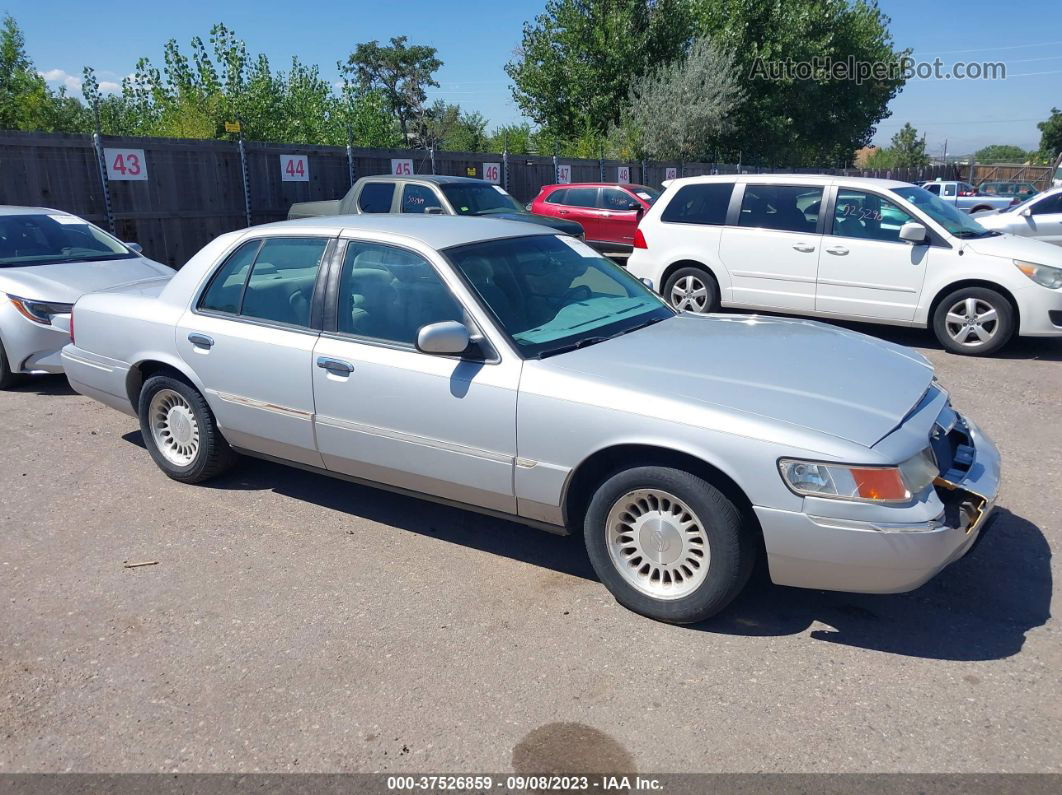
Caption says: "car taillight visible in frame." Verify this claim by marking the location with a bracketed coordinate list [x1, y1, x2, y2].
[633, 228, 647, 249]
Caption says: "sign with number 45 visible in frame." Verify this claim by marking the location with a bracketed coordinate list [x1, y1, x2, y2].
[280, 155, 309, 182]
[104, 148, 147, 181]
[391, 159, 413, 176]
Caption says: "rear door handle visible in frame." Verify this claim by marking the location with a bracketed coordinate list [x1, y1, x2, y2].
[826, 246, 849, 256]
[188, 333, 214, 349]
[558, 209, 569, 215]
[316, 356, 354, 375]
[792, 243, 815, 252]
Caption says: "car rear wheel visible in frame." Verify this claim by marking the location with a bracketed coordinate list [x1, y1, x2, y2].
[138, 375, 237, 483]
[932, 287, 1014, 356]
[583, 466, 755, 624]
[663, 266, 719, 314]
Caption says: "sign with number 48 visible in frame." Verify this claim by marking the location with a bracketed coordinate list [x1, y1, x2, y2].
[482, 163, 501, 184]
[104, 148, 147, 181]
[280, 155, 308, 182]
[617, 166, 630, 183]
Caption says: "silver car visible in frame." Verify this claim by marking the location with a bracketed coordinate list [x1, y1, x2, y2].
[61, 216, 1001, 624]
[975, 187, 1062, 246]
[0, 206, 173, 387]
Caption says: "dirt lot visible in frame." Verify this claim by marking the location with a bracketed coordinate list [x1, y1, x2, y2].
[1, 326, 1059, 774]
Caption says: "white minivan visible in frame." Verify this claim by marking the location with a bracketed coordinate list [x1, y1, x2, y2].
[626, 175, 1062, 355]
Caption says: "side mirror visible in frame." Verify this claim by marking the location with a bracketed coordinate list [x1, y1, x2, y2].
[126, 242, 143, 254]
[633, 204, 645, 218]
[423, 206, 445, 216]
[1021, 207, 1033, 218]
[416, 321, 471, 355]
[899, 222, 927, 244]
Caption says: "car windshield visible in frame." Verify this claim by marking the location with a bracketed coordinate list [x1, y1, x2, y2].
[440, 184, 524, 216]
[445, 234, 672, 358]
[890, 185, 995, 238]
[629, 185, 661, 204]
[0, 213, 134, 267]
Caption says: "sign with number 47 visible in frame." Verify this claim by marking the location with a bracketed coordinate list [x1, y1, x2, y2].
[280, 155, 308, 182]
[104, 148, 147, 181]
[556, 164, 571, 184]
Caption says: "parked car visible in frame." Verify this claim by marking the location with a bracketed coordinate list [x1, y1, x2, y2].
[529, 183, 661, 251]
[63, 215, 1000, 624]
[626, 175, 1062, 355]
[974, 187, 1062, 247]
[917, 180, 1015, 214]
[287, 174, 585, 239]
[976, 180, 1039, 201]
[0, 206, 172, 388]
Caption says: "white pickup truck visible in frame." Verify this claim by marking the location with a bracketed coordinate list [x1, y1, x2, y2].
[918, 180, 1016, 214]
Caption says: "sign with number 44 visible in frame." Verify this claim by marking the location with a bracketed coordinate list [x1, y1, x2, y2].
[280, 155, 308, 182]
[104, 148, 147, 181]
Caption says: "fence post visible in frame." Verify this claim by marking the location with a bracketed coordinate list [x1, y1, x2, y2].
[91, 132, 116, 235]
[430, 143, 436, 175]
[503, 146, 510, 192]
[237, 137, 252, 228]
[553, 153, 558, 182]
[599, 147, 605, 182]
[346, 127, 355, 188]
[641, 159, 647, 185]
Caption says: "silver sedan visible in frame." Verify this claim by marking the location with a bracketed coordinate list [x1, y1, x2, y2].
[0, 206, 173, 388]
[61, 216, 1001, 624]
[975, 187, 1062, 246]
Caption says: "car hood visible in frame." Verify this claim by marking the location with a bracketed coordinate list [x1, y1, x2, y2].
[544, 314, 934, 448]
[0, 256, 172, 303]
[488, 212, 585, 236]
[962, 232, 1062, 265]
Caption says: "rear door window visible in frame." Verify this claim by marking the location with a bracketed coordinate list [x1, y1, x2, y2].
[562, 188, 599, 208]
[358, 183, 396, 213]
[738, 185, 821, 233]
[660, 183, 734, 225]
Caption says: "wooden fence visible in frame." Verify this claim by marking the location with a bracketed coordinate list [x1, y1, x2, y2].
[971, 163, 1054, 190]
[0, 129, 960, 267]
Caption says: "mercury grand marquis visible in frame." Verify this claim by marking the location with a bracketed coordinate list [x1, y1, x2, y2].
[61, 215, 1001, 623]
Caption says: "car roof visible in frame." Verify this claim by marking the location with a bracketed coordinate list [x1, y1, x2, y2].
[0, 205, 68, 215]
[541, 183, 653, 190]
[665, 174, 912, 190]
[248, 214, 558, 249]
[359, 174, 489, 186]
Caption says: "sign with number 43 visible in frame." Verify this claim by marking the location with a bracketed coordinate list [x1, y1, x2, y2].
[104, 148, 147, 181]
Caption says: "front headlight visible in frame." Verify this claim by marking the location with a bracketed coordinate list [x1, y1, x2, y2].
[7, 294, 74, 325]
[779, 448, 938, 504]
[1014, 260, 1062, 289]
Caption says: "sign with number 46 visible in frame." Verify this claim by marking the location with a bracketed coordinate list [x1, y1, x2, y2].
[104, 148, 147, 181]
[482, 163, 501, 184]
[280, 155, 308, 182]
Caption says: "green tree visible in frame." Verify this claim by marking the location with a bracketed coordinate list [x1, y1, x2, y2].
[886, 122, 929, 167]
[505, 0, 691, 142]
[340, 36, 441, 143]
[613, 36, 743, 160]
[1038, 108, 1062, 161]
[421, 101, 488, 151]
[486, 123, 534, 154]
[974, 144, 1031, 164]
[0, 15, 88, 132]
[691, 0, 907, 166]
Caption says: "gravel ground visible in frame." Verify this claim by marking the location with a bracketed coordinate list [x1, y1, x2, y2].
[1, 326, 1059, 775]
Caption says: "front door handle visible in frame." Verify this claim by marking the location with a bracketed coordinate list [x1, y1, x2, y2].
[316, 356, 354, 375]
[188, 333, 214, 349]
[792, 243, 816, 252]
[558, 209, 569, 215]
[826, 246, 850, 256]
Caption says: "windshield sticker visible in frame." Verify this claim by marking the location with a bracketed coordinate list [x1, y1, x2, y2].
[48, 214, 82, 224]
[636, 192, 652, 200]
[556, 234, 599, 258]
[492, 185, 509, 195]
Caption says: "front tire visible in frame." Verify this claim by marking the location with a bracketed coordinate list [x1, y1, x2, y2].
[138, 375, 237, 483]
[663, 266, 719, 314]
[0, 337, 21, 389]
[932, 286, 1014, 356]
[583, 466, 755, 624]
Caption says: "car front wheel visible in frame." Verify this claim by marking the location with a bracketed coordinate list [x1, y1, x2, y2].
[932, 286, 1014, 356]
[0, 337, 21, 389]
[138, 374, 238, 483]
[583, 466, 755, 624]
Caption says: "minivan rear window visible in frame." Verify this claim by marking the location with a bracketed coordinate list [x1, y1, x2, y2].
[660, 183, 734, 225]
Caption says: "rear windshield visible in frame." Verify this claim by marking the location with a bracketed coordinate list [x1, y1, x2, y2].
[0, 213, 134, 267]
[661, 183, 734, 225]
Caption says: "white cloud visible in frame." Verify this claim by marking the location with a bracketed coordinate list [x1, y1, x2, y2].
[39, 68, 122, 95]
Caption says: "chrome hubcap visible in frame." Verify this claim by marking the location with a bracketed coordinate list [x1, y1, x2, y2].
[605, 489, 711, 600]
[149, 389, 200, 467]
[944, 297, 999, 347]
[670, 275, 709, 313]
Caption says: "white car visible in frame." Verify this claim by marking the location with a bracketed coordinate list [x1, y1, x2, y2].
[974, 187, 1062, 247]
[626, 175, 1062, 355]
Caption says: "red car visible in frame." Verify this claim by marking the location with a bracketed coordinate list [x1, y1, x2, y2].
[530, 183, 661, 250]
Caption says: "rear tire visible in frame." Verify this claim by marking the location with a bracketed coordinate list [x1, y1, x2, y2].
[931, 286, 1014, 356]
[583, 466, 755, 624]
[663, 266, 720, 314]
[138, 375, 238, 483]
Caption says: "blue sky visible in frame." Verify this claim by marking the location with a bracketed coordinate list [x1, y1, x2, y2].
[10, 0, 1062, 155]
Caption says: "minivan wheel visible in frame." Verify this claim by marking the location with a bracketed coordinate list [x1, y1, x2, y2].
[663, 266, 719, 313]
[138, 375, 237, 483]
[584, 466, 755, 624]
[932, 287, 1014, 356]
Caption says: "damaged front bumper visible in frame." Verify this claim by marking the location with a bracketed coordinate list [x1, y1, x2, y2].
[756, 415, 1001, 595]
